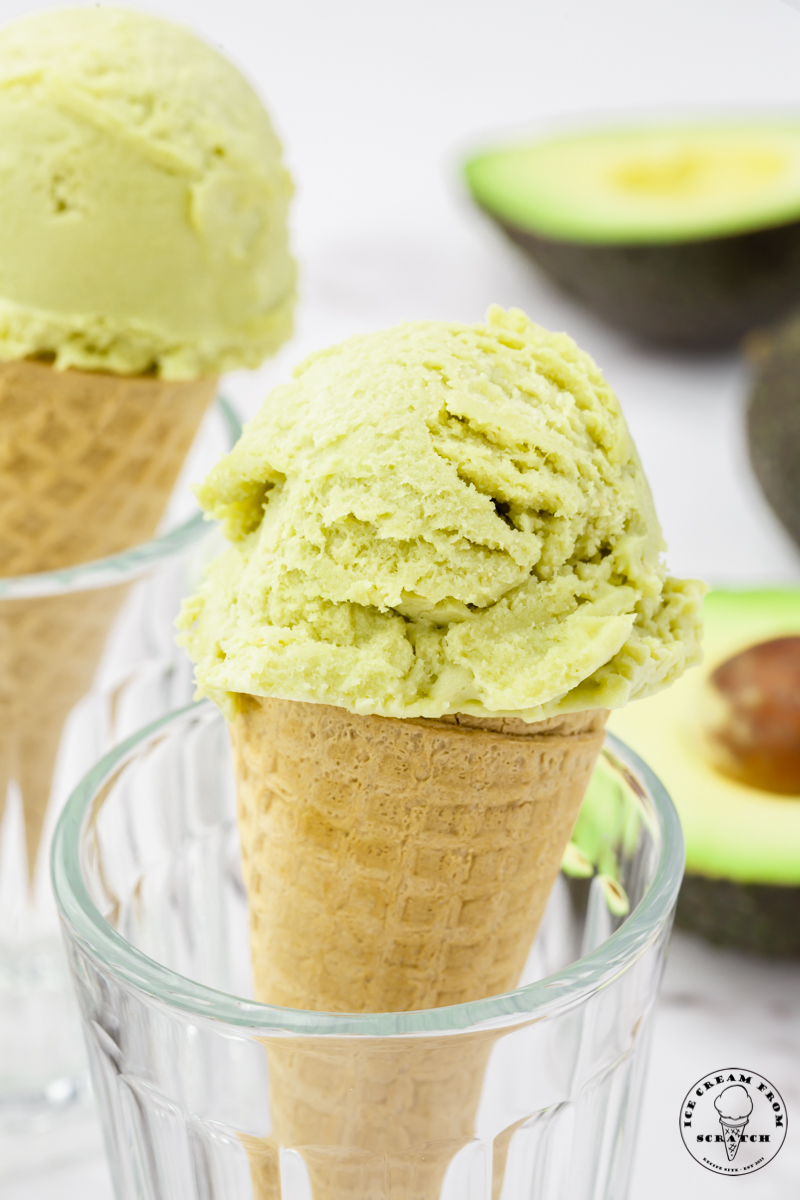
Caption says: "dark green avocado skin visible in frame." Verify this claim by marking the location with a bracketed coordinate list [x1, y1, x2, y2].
[677, 874, 800, 956]
[493, 214, 800, 348]
[747, 316, 800, 551]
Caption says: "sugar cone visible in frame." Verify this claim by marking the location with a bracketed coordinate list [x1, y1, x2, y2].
[244, 1028, 499, 1200]
[231, 695, 607, 1199]
[0, 587, 128, 873]
[0, 359, 217, 574]
[0, 359, 217, 872]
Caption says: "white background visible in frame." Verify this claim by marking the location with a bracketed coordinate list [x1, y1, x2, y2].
[5, 0, 800, 1196]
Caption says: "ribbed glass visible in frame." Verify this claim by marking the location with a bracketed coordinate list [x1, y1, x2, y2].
[53, 700, 684, 1200]
[0, 398, 241, 1178]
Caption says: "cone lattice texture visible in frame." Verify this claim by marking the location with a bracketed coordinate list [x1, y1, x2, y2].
[720, 1119, 748, 1161]
[232, 697, 607, 1200]
[243, 1030, 496, 1200]
[232, 697, 607, 1013]
[0, 360, 217, 871]
[0, 587, 127, 872]
[0, 359, 216, 575]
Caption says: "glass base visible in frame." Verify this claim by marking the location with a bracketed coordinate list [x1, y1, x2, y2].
[0, 935, 85, 1109]
[0, 790, 91, 1174]
[0, 883, 97, 1178]
[0, 1088, 101, 1181]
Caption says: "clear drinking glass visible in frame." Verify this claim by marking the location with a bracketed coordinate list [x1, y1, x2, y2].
[0, 399, 240, 1177]
[53, 700, 684, 1200]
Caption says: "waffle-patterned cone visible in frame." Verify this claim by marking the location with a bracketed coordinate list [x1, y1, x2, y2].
[0, 359, 217, 872]
[242, 1028, 500, 1200]
[0, 587, 127, 874]
[0, 358, 217, 575]
[231, 696, 607, 1199]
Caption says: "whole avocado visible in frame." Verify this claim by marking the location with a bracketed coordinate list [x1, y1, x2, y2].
[494, 227, 800, 349]
[747, 313, 800, 551]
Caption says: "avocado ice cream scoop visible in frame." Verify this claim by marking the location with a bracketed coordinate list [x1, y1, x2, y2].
[0, 6, 295, 379]
[180, 306, 703, 719]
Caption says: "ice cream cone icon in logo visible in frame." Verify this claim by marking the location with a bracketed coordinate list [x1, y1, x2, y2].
[715, 1085, 754, 1161]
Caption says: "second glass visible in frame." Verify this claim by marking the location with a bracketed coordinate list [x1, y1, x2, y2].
[0, 398, 240, 1178]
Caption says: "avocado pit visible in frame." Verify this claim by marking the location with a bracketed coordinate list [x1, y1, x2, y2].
[609, 589, 800, 957]
[706, 636, 800, 795]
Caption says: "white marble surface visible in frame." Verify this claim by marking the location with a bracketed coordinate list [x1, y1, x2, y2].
[4, 0, 800, 1194]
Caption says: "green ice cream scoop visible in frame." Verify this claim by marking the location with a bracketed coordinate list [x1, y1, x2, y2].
[179, 306, 704, 719]
[0, 6, 295, 378]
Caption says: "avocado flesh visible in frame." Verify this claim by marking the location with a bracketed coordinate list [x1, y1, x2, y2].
[466, 125, 800, 243]
[747, 312, 800, 552]
[466, 123, 800, 348]
[609, 589, 800, 956]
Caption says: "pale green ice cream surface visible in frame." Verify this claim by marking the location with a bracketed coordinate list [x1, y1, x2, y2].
[180, 307, 704, 720]
[0, 6, 295, 378]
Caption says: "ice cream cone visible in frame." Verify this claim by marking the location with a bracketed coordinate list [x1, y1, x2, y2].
[0, 587, 128, 875]
[0, 358, 217, 872]
[231, 695, 607, 1199]
[0, 359, 217, 575]
[714, 1083, 753, 1163]
[179, 307, 703, 1199]
[244, 1028, 499, 1200]
[232, 697, 607, 1013]
[719, 1117, 749, 1161]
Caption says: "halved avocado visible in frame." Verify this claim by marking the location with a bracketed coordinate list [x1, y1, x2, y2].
[465, 122, 800, 348]
[747, 310, 800, 551]
[607, 588, 800, 956]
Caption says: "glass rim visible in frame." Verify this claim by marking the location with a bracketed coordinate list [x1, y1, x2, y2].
[52, 699, 685, 1038]
[0, 395, 241, 600]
